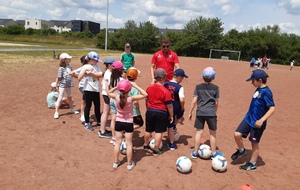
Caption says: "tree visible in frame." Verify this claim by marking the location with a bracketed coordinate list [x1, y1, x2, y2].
[180, 16, 224, 57]
[6, 25, 25, 35]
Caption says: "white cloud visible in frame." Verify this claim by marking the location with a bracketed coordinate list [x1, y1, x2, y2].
[221, 4, 239, 15]
[277, 0, 300, 15]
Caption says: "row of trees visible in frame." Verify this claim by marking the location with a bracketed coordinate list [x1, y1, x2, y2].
[97, 17, 300, 65]
[1, 16, 300, 65]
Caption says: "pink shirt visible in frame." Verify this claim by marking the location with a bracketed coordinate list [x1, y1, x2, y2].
[116, 95, 133, 123]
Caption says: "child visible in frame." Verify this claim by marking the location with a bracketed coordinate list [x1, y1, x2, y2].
[78, 51, 103, 131]
[47, 82, 69, 108]
[231, 69, 275, 171]
[188, 67, 223, 159]
[69, 55, 88, 123]
[120, 43, 135, 78]
[98, 61, 124, 140]
[108, 80, 147, 170]
[126, 67, 144, 130]
[143, 68, 173, 156]
[53, 53, 79, 119]
[100, 57, 116, 135]
[164, 68, 188, 150]
[290, 60, 294, 71]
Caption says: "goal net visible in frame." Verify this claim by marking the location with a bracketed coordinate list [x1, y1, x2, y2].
[209, 49, 241, 61]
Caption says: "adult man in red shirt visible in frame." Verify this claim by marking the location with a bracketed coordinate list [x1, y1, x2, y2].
[151, 38, 180, 83]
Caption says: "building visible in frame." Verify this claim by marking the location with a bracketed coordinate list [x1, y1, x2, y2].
[0, 19, 18, 27]
[50, 20, 72, 33]
[25, 19, 54, 30]
[71, 20, 100, 35]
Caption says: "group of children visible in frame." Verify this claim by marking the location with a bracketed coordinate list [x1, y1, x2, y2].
[250, 56, 270, 69]
[47, 46, 275, 172]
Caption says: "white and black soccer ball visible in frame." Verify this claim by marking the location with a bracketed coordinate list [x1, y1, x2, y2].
[120, 139, 127, 154]
[212, 155, 228, 172]
[198, 144, 212, 159]
[176, 156, 192, 173]
[149, 138, 163, 150]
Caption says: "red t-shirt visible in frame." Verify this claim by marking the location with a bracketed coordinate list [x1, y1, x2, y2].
[146, 84, 172, 112]
[151, 50, 179, 81]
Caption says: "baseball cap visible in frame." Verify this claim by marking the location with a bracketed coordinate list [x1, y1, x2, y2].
[59, 53, 72, 59]
[112, 61, 124, 70]
[51, 82, 56, 88]
[174, 68, 188, 78]
[117, 79, 132, 93]
[246, 69, 269, 81]
[154, 68, 166, 81]
[104, 57, 116, 64]
[87, 51, 103, 62]
[125, 43, 130, 47]
[126, 67, 139, 80]
[202, 67, 216, 79]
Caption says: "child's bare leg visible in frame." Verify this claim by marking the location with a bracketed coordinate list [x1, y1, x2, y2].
[168, 128, 174, 143]
[100, 103, 110, 132]
[144, 131, 151, 146]
[234, 132, 244, 149]
[209, 129, 217, 154]
[124, 132, 134, 164]
[250, 142, 259, 163]
[114, 131, 123, 162]
[154, 132, 163, 150]
[193, 129, 203, 153]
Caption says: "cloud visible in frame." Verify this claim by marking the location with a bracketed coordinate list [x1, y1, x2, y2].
[221, 4, 239, 15]
[277, 0, 300, 15]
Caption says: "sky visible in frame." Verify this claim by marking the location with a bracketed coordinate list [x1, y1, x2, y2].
[1, 0, 300, 35]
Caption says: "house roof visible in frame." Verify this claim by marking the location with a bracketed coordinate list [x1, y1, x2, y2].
[0, 19, 14, 25]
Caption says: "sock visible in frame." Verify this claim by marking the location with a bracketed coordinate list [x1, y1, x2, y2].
[239, 148, 245, 153]
[250, 161, 256, 165]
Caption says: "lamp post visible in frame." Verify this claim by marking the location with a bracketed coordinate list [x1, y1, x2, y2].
[105, 0, 109, 52]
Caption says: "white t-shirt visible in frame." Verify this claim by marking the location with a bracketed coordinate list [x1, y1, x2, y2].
[101, 70, 112, 96]
[73, 66, 85, 88]
[80, 64, 102, 92]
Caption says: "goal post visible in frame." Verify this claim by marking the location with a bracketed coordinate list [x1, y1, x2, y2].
[209, 49, 241, 61]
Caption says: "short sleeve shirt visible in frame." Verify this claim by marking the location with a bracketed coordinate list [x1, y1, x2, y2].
[151, 50, 179, 81]
[57, 66, 74, 88]
[146, 84, 172, 112]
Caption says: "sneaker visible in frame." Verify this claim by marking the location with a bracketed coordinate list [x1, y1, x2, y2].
[110, 137, 116, 145]
[71, 109, 79, 114]
[54, 112, 59, 119]
[231, 149, 246, 160]
[84, 123, 94, 131]
[127, 161, 135, 171]
[79, 115, 85, 123]
[96, 122, 101, 127]
[191, 150, 199, 159]
[240, 162, 256, 171]
[113, 161, 120, 169]
[152, 149, 164, 156]
[143, 145, 151, 150]
[98, 130, 112, 138]
[167, 143, 175, 151]
[211, 151, 224, 159]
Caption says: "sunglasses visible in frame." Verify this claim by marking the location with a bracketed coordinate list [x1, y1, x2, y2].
[162, 46, 169, 48]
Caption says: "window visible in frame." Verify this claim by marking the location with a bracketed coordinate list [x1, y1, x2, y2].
[27, 21, 29, 25]
[36, 22, 37, 25]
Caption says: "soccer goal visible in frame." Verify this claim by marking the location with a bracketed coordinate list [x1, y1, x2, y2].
[209, 49, 241, 61]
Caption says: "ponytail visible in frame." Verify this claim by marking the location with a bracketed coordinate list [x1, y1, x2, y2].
[119, 91, 127, 109]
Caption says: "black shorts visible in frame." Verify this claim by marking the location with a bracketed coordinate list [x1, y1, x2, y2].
[145, 110, 168, 133]
[168, 109, 184, 128]
[134, 115, 144, 127]
[102, 94, 110, 105]
[194, 116, 217, 131]
[235, 120, 265, 143]
[115, 121, 134, 133]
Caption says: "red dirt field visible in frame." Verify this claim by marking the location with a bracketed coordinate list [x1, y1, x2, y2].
[0, 53, 299, 190]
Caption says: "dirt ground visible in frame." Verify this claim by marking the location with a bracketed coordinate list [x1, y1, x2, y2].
[0, 53, 299, 190]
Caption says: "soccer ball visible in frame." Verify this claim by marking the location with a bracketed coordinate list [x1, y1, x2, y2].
[174, 132, 180, 142]
[176, 156, 192, 173]
[198, 144, 212, 159]
[212, 155, 228, 172]
[120, 139, 127, 154]
[149, 138, 163, 150]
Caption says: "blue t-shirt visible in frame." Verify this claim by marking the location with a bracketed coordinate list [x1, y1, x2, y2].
[244, 86, 275, 128]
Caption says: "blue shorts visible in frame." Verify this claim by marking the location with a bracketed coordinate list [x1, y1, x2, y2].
[110, 98, 117, 114]
[168, 109, 184, 128]
[194, 116, 217, 131]
[235, 120, 265, 143]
